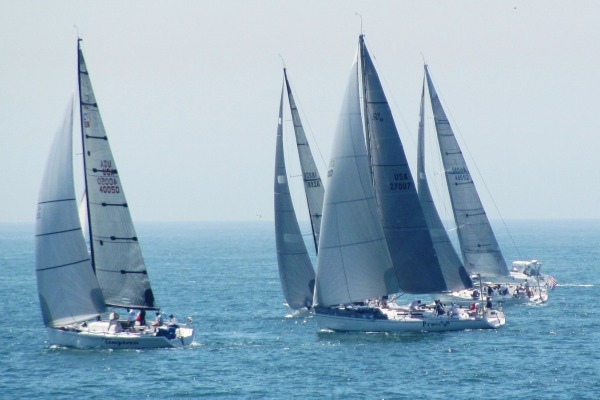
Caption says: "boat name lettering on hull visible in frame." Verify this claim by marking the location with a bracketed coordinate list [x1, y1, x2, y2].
[104, 339, 140, 346]
[422, 320, 451, 328]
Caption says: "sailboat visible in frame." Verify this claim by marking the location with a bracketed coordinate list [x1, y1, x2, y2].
[421, 65, 551, 306]
[34, 40, 195, 349]
[274, 68, 324, 312]
[311, 35, 505, 332]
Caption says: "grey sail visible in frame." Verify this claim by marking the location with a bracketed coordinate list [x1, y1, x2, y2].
[417, 78, 472, 290]
[78, 41, 157, 309]
[283, 69, 324, 253]
[35, 97, 106, 327]
[314, 56, 398, 307]
[360, 36, 448, 294]
[424, 65, 508, 278]
[274, 83, 316, 310]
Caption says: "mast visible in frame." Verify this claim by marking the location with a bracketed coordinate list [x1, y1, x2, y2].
[358, 35, 374, 183]
[77, 38, 96, 273]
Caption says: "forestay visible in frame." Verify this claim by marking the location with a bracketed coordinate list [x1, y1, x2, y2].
[274, 84, 316, 310]
[314, 57, 398, 307]
[35, 98, 106, 327]
[78, 43, 156, 308]
[424, 66, 508, 278]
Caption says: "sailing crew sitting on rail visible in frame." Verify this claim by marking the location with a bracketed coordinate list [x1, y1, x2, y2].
[486, 297, 493, 310]
[471, 289, 480, 299]
[167, 314, 178, 327]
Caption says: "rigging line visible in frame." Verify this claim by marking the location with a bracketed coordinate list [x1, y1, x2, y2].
[427, 66, 522, 260]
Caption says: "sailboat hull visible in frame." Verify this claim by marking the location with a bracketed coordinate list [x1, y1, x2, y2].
[436, 287, 548, 306]
[46, 326, 195, 349]
[314, 307, 505, 332]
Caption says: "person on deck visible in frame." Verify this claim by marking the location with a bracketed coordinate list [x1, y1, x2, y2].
[136, 309, 147, 326]
[152, 311, 164, 327]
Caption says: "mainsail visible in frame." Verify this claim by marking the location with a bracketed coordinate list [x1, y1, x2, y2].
[314, 56, 398, 307]
[274, 83, 316, 310]
[78, 41, 156, 308]
[424, 65, 508, 278]
[417, 78, 472, 290]
[283, 69, 324, 252]
[359, 36, 449, 294]
[35, 97, 106, 327]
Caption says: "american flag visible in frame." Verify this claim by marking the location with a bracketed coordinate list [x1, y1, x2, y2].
[546, 276, 558, 289]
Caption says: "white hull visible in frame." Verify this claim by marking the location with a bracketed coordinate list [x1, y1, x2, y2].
[314, 307, 505, 332]
[436, 284, 549, 306]
[46, 325, 195, 349]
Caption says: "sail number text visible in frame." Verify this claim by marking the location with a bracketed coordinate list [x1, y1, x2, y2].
[390, 172, 411, 191]
[97, 160, 120, 194]
[450, 167, 470, 182]
[304, 172, 321, 188]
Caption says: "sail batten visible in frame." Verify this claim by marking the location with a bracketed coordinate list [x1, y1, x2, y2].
[424, 65, 508, 278]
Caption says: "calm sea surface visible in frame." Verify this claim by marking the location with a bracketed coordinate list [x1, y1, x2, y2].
[1, 220, 599, 399]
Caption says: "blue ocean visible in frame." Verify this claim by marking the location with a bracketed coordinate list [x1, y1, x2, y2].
[1, 220, 598, 399]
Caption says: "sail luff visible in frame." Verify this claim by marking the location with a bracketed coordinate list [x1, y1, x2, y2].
[78, 42, 157, 309]
[424, 65, 508, 278]
[417, 74, 472, 290]
[314, 55, 398, 307]
[283, 68, 324, 254]
[359, 37, 448, 294]
[274, 80, 316, 310]
[77, 39, 96, 273]
[35, 97, 106, 327]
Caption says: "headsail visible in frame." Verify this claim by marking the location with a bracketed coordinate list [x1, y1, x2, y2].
[359, 36, 449, 294]
[424, 65, 508, 278]
[35, 97, 106, 327]
[417, 77, 472, 290]
[314, 56, 398, 307]
[78, 41, 156, 309]
[283, 69, 324, 253]
[274, 82, 316, 310]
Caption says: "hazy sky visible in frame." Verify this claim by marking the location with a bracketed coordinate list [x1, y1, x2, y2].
[1, 1, 599, 223]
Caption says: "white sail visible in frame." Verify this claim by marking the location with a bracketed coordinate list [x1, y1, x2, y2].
[360, 37, 449, 294]
[424, 66, 508, 278]
[35, 97, 106, 327]
[274, 83, 316, 310]
[78, 42, 156, 308]
[314, 57, 398, 307]
[283, 69, 324, 252]
[417, 78, 472, 290]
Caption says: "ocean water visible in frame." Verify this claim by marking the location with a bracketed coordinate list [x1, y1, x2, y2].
[1, 220, 599, 399]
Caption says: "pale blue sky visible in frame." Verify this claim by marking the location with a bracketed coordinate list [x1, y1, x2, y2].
[1, 0, 598, 222]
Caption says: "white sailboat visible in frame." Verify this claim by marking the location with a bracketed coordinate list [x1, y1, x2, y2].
[35, 40, 194, 349]
[421, 65, 551, 306]
[312, 35, 505, 332]
[274, 68, 324, 312]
